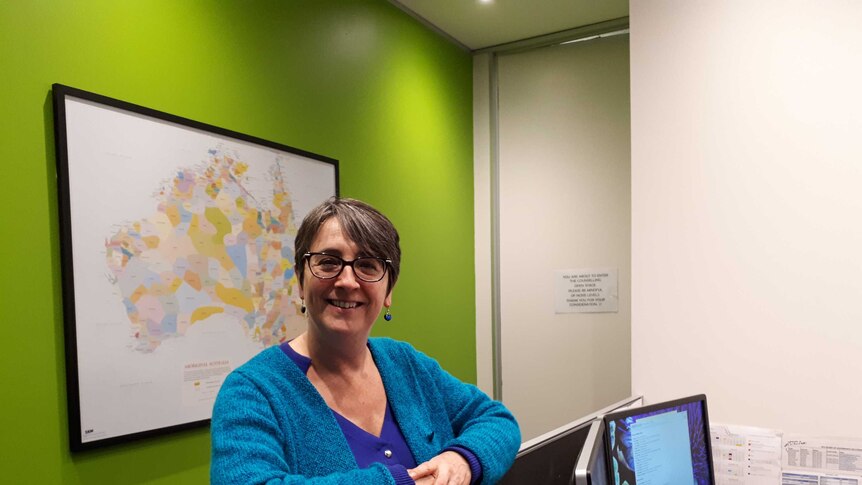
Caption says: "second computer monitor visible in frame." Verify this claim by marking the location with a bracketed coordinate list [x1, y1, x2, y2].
[602, 394, 715, 485]
[572, 419, 608, 485]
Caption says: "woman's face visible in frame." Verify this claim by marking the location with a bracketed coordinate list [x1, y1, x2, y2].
[299, 217, 392, 339]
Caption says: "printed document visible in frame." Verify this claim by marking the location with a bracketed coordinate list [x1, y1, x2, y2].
[781, 435, 862, 484]
[711, 423, 783, 485]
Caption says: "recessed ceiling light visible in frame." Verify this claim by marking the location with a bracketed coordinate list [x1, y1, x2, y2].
[479, 0, 494, 4]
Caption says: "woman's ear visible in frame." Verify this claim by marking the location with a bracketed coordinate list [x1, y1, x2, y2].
[384, 292, 392, 308]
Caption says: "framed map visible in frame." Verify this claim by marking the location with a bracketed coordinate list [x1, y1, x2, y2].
[52, 84, 338, 451]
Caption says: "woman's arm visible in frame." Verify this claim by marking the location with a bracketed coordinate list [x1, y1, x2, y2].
[409, 346, 521, 485]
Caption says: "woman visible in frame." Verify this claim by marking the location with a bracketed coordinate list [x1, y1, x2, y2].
[211, 197, 520, 484]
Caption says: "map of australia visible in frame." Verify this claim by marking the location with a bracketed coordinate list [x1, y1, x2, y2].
[105, 149, 303, 352]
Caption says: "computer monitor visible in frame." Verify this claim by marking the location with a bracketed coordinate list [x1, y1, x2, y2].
[572, 419, 608, 485]
[499, 395, 643, 485]
[602, 394, 715, 485]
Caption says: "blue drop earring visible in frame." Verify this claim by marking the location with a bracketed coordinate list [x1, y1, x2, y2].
[384, 306, 392, 321]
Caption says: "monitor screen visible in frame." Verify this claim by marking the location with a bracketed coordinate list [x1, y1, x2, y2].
[602, 394, 715, 485]
[573, 419, 609, 485]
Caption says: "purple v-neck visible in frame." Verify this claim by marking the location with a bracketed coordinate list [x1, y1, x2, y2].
[279, 341, 417, 470]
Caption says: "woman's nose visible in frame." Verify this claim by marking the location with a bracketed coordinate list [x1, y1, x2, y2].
[334, 264, 361, 288]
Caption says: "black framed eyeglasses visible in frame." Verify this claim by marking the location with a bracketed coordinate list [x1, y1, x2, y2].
[303, 252, 391, 283]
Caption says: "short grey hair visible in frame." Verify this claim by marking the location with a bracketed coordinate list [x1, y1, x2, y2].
[294, 197, 401, 292]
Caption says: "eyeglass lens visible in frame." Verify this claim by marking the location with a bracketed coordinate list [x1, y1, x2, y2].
[307, 253, 387, 282]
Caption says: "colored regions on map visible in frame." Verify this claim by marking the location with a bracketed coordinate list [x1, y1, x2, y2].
[105, 151, 303, 352]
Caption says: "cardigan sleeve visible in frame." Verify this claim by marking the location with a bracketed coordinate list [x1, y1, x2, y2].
[210, 371, 401, 485]
[410, 346, 521, 485]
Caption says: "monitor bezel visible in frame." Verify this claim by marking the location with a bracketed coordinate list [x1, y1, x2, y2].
[572, 419, 607, 485]
[601, 394, 716, 485]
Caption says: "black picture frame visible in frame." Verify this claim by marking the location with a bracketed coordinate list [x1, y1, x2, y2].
[52, 84, 339, 451]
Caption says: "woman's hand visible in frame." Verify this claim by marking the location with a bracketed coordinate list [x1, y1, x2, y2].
[408, 451, 472, 485]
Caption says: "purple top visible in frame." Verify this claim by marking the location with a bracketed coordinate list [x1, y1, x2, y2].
[279, 341, 482, 484]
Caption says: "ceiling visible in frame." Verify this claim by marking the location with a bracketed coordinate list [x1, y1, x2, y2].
[390, 0, 629, 51]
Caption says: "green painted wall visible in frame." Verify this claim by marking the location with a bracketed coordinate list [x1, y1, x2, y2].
[0, 1, 474, 482]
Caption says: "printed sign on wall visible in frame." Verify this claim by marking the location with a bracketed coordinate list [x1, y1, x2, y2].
[554, 268, 618, 313]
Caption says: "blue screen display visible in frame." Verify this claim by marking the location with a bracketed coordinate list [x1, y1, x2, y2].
[607, 401, 710, 485]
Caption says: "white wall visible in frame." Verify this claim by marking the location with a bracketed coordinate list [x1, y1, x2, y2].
[631, 0, 862, 437]
[475, 35, 632, 440]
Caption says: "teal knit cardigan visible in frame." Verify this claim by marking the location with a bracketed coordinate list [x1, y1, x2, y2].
[210, 337, 520, 484]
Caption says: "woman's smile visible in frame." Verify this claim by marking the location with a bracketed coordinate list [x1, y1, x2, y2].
[328, 299, 362, 310]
